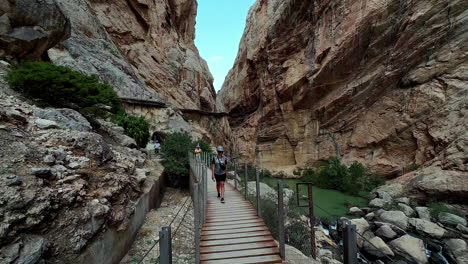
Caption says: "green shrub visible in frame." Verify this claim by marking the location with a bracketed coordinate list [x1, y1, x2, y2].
[6, 62, 121, 116]
[161, 132, 211, 188]
[304, 157, 385, 197]
[113, 110, 150, 148]
[428, 202, 463, 218]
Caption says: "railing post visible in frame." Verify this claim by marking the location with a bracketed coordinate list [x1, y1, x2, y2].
[278, 181, 285, 260]
[194, 183, 201, 264]
[159, 226, 172, 264]
[256, 167, 261, 217]
[244, 164, 248, 199]
[343, 224, 358, 264]
[308, 184, 316, 259]
[234, 162, 238, 190]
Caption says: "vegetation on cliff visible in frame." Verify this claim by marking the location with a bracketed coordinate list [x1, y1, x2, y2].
[6, 62, 151, 148]
[161, 132, 211, 188]
[6, 62, 121, 115]
[113, 110, 150, 148]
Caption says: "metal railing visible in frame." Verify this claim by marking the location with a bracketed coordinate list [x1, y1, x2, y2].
[189, 152, 209, 264]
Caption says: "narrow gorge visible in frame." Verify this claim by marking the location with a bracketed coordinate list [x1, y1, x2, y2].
[0, 0, 467, 263]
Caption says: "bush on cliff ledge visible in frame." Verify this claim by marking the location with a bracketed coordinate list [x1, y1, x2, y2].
[113, 110, 150, 148]
[6, 62, 121, 116]
[161, 132, 211, 188]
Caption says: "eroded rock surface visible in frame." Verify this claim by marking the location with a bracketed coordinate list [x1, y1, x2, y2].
[218, 0, 468, 200]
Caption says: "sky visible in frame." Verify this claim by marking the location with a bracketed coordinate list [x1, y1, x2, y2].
[195, 0, 256, 92]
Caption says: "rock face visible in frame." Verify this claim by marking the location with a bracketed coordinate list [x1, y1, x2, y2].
[217, 0, 468, 195]
[0, 0, 70, 61]
[50, 0, 216, 111]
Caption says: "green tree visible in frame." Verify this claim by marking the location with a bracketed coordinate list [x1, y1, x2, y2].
[6, 62, 121, 116]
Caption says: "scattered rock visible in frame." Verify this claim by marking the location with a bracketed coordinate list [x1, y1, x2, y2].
[415, 207, 432, 221]
[438, 212, 467, 227]
[67, 162, 81, 170]
[35, 118, 59, 129]
[379, 211, 409, 230]
[395, 197, 410, 205]
[43, 154, 55, 165]
[363, 236, 394, 257]
[389, 235, 428, 263]
[408, 218, 447, 239]
[347, 207, 365, 217]
[350, 218, 370, 248]
[31, 168, 53, 179]
[375, 225, 398, 241]
[3, 174, 21, 186]
[398, 203, 415, 217]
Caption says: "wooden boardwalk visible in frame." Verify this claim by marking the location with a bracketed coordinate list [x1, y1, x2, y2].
[200, 182, 283, 264]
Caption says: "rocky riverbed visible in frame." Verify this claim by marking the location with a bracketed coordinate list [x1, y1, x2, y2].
[120, 188, 194, 264]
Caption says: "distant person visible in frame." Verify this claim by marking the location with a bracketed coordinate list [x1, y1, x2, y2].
[154, 140, 160, 154]
[212, 146, 228, 203]
[194, 144, 202, 159]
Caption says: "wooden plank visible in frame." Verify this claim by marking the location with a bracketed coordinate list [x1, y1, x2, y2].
[200, 241, 278, 254]
[204, 218, 260, 227]
[200, 254, 282, 264]
[206, 216, 259, 223]
[201, 247, 279, 261]
[202, 230, 271, 241]
[204, 222, 265, 231]
[202, 226, 269, 236]
[200, 235, 274, 247]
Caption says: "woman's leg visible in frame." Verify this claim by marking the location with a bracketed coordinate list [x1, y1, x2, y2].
[220, 181, 225, 198]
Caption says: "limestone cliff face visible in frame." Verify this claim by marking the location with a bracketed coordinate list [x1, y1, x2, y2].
[90, 0, 216, 111]
[219, 0, 467, 198]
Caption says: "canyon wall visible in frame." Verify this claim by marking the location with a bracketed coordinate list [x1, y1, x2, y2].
[218, 0, 467, 199]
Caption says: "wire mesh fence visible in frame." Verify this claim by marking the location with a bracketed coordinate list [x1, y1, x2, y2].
[222, 161, 399, 264]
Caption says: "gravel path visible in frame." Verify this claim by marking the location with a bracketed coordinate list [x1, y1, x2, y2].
[120, 188, 195, 264]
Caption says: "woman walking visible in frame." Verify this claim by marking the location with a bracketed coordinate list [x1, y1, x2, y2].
[212, 146, 228, 203]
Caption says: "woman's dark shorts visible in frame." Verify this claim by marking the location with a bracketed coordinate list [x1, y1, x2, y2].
[214, 173, 226, 182]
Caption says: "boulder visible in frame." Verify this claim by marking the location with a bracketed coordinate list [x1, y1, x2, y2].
[364, 212, 375, 221]
[375, 225, 398, 241]
[369, 198, 388, 208]
[375, 191, 393, 202]
[398, 203, 415, 217]
[415, 207, 432, 221]
[35, 118, 59, 129]
[396, 197, 410, 205]
[408, 218, 447, 239]
[31, 168, 53, 179]
[43, 154, 55, 165]
[34, 108, 91, 132]
[0, 241, 21, 263]
[350, 218, 370, 248]
[456, 224, 468, 234]
[444, 239, 468, 264]
[347, 207, 365, 217]
[379, 211, 409, 230]
[15, 236, 49, 264]
[0, 0, 70, 61]
[284, 244, 319, 264]
[363, 236, 394, 258]
[389, 235, 428, 263]
[438, 212, 467, 227]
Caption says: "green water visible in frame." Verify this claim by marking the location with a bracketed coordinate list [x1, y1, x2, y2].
[261, 177, 368, 220]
